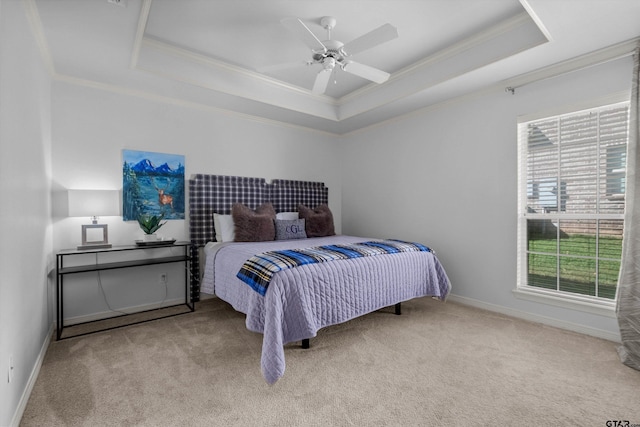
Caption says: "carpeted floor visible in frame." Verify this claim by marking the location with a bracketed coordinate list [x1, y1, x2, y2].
[20, 297, 640, 426]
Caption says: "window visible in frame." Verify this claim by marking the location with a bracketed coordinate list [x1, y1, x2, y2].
[517, 102, 629, 305]
[606, 145, 626, 197]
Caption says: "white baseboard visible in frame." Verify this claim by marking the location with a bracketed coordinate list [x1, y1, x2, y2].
[64, 298, 186, 325]
[10, 323, 53, 427]
[447, 294, 621, 343]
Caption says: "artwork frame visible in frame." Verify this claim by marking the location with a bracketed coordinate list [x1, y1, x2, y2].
[122, 150, 185, 221]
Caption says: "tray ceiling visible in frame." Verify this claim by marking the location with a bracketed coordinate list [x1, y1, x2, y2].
[32, 0, 640, 134]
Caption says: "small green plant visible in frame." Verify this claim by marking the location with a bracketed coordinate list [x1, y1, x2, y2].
[137, 213, 167, 235]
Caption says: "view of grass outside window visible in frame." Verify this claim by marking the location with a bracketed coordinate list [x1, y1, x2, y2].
[518, 102, 629, 301]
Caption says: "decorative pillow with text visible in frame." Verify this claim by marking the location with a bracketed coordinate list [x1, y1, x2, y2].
[275, 219, 307, 240]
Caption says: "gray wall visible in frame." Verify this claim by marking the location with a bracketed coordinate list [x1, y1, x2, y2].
[0, 1, 53, 425]
[341, 56, 633, 340]
[50, 81, 341, 319]
[2, 1, 635, 424]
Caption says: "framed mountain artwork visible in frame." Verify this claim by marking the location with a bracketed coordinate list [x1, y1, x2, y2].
[122, 149, 185, 221]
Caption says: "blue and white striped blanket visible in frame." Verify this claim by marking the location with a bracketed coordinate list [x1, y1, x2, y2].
[237, 239, 431, 296]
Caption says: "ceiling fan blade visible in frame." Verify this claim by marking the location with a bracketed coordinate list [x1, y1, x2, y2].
[342, 61, 390, 84]
[342, 23, 398, 56]
[281, 17, 327, 53]
[312, 69, 332, 94]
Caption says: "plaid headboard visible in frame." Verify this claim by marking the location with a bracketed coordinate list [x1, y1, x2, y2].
[270, 179, 329, 213]
[189, 174, 270, 247]
[188, 174, 329, 299]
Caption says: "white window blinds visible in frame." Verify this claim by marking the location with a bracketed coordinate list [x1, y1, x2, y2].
[517, 102, 629, 301]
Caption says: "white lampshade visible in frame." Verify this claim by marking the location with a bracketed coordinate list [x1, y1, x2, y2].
[68, 190, 119, 218]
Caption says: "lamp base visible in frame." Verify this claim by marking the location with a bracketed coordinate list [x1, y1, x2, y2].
[77, 243, 113, 250]
[80, 223, 110, 250]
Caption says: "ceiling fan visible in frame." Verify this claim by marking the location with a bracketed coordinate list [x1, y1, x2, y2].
[278, 16, 398, 94]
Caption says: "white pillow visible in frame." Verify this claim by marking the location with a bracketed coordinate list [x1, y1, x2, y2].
[213, 213, 235, 242]
[276, 211, 299, 220]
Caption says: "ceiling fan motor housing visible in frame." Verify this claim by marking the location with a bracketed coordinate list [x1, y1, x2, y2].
[314, 39, 345, 67]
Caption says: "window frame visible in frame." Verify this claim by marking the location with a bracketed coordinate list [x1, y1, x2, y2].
[515, 95, 629, 316]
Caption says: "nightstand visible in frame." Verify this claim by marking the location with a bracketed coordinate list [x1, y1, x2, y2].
[56, 241, 194, 340]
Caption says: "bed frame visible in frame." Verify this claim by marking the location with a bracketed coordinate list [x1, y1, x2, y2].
[300, 302, 401, 349]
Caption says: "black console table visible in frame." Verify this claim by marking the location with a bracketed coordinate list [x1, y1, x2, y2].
[56, 241, 194, 340]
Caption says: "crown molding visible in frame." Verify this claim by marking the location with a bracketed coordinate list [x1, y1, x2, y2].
[503, 37, 639, 93]
[22, 0, 55, 76]
[129, 0, 152, 69]
[52, 73, 339, 137]
[518, 0, 553, 42]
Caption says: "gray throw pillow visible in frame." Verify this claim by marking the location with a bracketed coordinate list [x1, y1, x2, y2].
[232, 203, 276, 242]
[275, 219, 307, 240]
[297, 204, 336, 237]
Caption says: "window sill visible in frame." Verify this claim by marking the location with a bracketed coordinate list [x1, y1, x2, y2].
[513, 287, 616, 318]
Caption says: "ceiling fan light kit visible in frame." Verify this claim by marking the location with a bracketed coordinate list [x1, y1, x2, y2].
[280, 16, 398, 94]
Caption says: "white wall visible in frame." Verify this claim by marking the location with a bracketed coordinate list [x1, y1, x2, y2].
[0, 1, 53, 425]
[341, 56, 633, 340]
[50, 81, 341, 317]
[2, 2, 634, 423]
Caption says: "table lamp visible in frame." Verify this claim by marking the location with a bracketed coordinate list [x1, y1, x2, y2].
[68, 189, 120, 249]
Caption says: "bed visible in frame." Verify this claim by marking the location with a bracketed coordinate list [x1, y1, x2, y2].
[189, 174, 451, 383]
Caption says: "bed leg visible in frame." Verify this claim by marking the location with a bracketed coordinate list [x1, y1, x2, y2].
[395, 302, 401, 315]
[302, 339, 310, 349]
